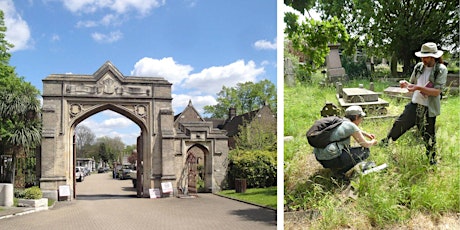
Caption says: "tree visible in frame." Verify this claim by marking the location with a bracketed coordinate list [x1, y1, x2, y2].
[124, 144, 137, 165]
[75, 125, 95, 158]
[93, 136, 125, 164]
[234, 118, 277, 152]
[0, 11, 41, 185]
[316, 0, 459, 75]
[203, 80, 276, 118]
[284, 3, 349, 80]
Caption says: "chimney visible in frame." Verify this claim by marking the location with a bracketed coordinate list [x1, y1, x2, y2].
[228, 107, 236, 120]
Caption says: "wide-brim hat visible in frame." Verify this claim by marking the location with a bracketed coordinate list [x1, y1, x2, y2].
[345, 105, 366, 117]
[415, 42, 443, 58]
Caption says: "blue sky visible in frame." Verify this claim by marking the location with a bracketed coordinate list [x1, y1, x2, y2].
[0, 0, 277, 145]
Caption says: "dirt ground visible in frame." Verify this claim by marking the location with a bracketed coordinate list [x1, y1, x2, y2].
[284, 212, 460, 230]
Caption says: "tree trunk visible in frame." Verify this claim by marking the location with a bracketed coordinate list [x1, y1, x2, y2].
[10, 150, 16, 187]
[403, 57, 412, 76]
[391, 52, 398, 77]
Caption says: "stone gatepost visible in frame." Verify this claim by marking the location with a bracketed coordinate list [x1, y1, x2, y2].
[159, 108, 176, 197]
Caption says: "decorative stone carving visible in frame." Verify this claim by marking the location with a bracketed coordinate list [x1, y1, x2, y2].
[69, 104, 82, 117]
[135, 105, 147, 118]
[64, 73, 152, 97]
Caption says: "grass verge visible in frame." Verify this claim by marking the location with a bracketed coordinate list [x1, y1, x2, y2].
[218, 186, 277, 209]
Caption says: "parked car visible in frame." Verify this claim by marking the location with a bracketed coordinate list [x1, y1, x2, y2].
[118, 164, 134, 180]
[83, 167, 91, 176]
[75, 166, 85, 182]
[98, 167, 105, 173]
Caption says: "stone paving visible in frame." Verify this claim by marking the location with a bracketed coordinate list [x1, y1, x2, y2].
[0, 172, 277, 229]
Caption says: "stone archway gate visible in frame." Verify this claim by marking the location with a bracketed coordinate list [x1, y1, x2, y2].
[40, 61, 178, 200]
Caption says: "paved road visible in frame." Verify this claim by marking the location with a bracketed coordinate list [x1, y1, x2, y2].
[0, 172, 277, 230]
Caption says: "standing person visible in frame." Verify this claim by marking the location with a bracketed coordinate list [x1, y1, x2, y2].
[314, 106, 377, 177]
[380, 42, 447, 165]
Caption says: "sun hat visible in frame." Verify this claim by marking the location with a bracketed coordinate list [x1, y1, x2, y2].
[415, 42, 443, 58]
[345, 105, 366, 117]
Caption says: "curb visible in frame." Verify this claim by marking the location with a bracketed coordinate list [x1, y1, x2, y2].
[0, 201, 56, 220]
[214, 193, 276, 211]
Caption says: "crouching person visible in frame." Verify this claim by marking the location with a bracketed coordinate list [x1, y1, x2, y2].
[314, 106, 378, 178]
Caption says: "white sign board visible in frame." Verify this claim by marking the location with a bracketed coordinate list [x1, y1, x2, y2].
[161, 182, 173, 193]
[149, 188, 161, 199]
[59, 185, 70, 197]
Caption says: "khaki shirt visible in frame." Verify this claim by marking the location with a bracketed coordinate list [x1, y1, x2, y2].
[409, 62, 447, 117]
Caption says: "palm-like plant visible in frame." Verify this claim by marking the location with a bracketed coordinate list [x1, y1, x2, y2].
[0, 10, 41, 185]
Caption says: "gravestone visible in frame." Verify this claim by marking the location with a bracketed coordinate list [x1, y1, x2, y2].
[337, 84, 389, 116]
[284, 57, 295, 87]
[326, 44, 348, 83]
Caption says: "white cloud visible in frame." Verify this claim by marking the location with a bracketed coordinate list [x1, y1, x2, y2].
[185, 0, 197, 8]
[76, 14, 121, 28]
[102, 117, 133, 128]
[130, 57, 193, 84]
[254, 38, 277, 50]
[172, 94, 217, 115]
[79, 111, 140, 145]
[0, 0, 32, 51]
[182, 59, 264, 94]
[131, 58, 265, 115]
[61, 0, 165, 15]
[91, 30, 123, 43]
[51, 34, 60, 42]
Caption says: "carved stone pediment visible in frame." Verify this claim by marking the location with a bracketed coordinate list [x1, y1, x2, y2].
[63, 65, 152, 97]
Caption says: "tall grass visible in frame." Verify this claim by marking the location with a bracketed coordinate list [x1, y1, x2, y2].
[284, 73, 460, 229]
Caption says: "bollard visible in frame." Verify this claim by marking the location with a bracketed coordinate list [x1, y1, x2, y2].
[0, 183, 14, 207]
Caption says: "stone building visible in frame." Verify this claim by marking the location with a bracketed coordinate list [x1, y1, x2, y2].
[208, 105, 276, 150]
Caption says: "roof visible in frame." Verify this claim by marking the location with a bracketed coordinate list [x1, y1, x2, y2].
[222, 105, 275, 137]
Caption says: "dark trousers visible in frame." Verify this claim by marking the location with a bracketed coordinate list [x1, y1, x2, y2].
[387, 102, 437, 158]
[318, 147, 370, 174]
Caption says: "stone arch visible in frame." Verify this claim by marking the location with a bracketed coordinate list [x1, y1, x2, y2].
[186, 144, 211, 193]
[70, 103, 148, 133]
[40, 62, 173, 200]
[69, 105, 146, 197]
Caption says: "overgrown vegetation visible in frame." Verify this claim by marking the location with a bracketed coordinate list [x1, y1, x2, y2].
[284, 72, 459, 229]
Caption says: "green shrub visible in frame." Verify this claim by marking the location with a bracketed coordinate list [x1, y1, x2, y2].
[23, 186, 42, 199]
[228, 150, 276, 188]
[373, 63, 391, 78]
[196, 176, 205, 192]
[14, 189, 26, 199]
[341, 55, 370, 80]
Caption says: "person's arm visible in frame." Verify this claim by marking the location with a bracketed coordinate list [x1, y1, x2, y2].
[352, 131, 377, 148]
[361, 131, 375, 140]
[407, 84, 441, 96]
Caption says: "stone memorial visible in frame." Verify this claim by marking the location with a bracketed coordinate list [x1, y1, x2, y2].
[326, 44, 348, 83]
[337, 83, 389, 115]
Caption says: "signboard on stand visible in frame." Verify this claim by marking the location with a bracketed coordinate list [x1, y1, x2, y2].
[58, 185, 70, 201]
[149, 188, 161, 199]
[161, 182, 173, 193]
